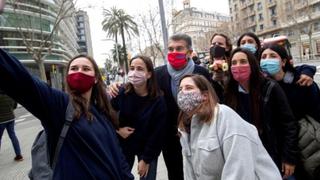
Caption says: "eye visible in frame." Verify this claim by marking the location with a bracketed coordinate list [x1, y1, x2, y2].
[168, 47, 174, 52]
[240, 59, 248, 64]
[261, 54, 267, 59]
[231, 59, 237, 65]
[129, 66, 135, 71]
[70, 66, 78, 71]
[83, 66, 91, 71]
[240, 41, 246, 45]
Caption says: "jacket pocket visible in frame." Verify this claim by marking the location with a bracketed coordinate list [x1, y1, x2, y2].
[197, 138, 223, 176]
[198, 138, 220, 151]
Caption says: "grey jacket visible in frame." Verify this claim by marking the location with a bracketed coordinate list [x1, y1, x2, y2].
[179, 104, 282, 180]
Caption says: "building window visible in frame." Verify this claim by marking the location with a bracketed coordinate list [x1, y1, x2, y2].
[78, 16, 84, 21]
[270, 7, 276, 16]
[314, 4, 320, 12]
[257, 2, 262, 11]
[314, 22, 320, 31]
[250, 15, 255, 22]
[272, 20, 277, 26]
[260, 24, 264, 30]
[316, 40, 320, 54]
[258, 13, 263, 21]
[288, 30, 295, 36]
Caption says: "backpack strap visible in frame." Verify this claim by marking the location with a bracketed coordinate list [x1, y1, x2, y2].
[51, 100, 74, 170]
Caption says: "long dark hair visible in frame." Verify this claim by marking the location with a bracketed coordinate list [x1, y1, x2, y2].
[237, 32, 261, 58]
[124, 55, 161, 99]
[66, 55, 117, 127]
[225, 48, 265, 130]
[178, 74, 219, 133]
[260, 44, 295, 73]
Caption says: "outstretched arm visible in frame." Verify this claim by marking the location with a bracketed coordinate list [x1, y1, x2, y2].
[0, 49, 66, 129]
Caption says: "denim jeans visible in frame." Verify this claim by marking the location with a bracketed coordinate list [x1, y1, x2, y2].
[140, 159, 158, 180]
[0, 120, 22, 155]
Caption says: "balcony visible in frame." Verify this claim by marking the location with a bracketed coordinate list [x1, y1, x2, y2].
[309, 0, 320, 5]
[248, 10, 255, 16]
[267, 1, 277, 8]
[247, 0, 254, 6]
[246, 21, 256, 28]
[294, 2, 308, 10]
[270, 13, 277, 20]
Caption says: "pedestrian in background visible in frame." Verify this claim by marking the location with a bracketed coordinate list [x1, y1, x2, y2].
[177, 74, 281, 180]
[0, 50, 133, 179]
[111, 55, 167, 180]
[0, 90, 23, 161]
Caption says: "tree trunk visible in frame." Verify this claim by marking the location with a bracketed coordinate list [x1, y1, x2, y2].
[120, 26, 128, 74]
[35, 56, 47, 82]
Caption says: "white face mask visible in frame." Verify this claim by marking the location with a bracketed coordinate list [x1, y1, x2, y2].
[128, 70, 147, 86]
[177, 91, 203, 113]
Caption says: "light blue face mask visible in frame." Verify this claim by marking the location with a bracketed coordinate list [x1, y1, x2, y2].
[241, 43, 257, 54]
[260, 59, 281, 75]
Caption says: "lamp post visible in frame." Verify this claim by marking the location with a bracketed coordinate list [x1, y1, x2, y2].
[158, 0, 168, 64]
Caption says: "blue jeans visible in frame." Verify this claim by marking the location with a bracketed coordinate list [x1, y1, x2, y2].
[140, 159, 158, 180]
[0, 121, 22, 156]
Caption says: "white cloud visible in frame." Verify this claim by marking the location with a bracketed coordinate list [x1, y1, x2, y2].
[76, 0, 229, 67]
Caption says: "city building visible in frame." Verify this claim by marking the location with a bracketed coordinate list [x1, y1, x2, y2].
[229, 0, 320, 60]
[0, 0, 80, 89]
[76, 10, 93, 57]
[171, 0, 230, 52]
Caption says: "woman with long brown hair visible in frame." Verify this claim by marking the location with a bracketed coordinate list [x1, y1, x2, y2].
[111, 55, 167, 180]
[177, 74, 281, 180]
[225, 47, 298, 179]
[0, 51, 133, 179]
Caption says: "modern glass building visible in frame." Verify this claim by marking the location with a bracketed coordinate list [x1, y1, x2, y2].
[0, 0, 79, 89]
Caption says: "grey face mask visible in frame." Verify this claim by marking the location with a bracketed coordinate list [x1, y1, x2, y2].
[283, 71, 294, 84]
[177, 91, 203, 113]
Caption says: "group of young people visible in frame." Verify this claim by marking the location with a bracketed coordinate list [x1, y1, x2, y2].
[1, 25, 320, 180]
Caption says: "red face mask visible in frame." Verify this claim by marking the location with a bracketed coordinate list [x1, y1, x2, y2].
[67, 72, 95, 94]
[231, 65, 251, 84]
[167, 52, 187, 69]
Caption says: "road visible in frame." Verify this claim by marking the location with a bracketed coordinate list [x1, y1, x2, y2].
[0, 107, 168, 180]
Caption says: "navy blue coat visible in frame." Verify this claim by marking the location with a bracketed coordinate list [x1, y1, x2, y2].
[0, 49, 133, 180]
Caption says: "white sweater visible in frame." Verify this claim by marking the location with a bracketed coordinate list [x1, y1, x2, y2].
[179, 104, 282, 180]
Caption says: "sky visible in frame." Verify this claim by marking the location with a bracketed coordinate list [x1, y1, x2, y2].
[76, 0, 230, 67]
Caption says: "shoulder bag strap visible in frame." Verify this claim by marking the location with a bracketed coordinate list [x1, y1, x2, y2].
[264, 80, 275, 104]
[51, 100, 74, 170]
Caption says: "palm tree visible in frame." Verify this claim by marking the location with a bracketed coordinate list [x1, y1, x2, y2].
[102, 7, 139, 74]
[111, 43, 125, 68]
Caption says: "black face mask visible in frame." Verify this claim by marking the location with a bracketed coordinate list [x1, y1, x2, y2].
[210, 45, 226, 59]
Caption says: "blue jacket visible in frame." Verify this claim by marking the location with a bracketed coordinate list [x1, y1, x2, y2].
[0, 49, 133, 180]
